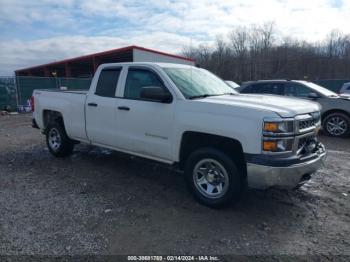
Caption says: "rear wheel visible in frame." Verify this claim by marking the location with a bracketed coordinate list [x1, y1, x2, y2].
[185, 148, 243, 208]
[46, 122, 74, 157]
[323, 112, 350, 137]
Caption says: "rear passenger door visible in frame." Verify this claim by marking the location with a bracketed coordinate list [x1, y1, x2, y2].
[86, 67, 122, 146]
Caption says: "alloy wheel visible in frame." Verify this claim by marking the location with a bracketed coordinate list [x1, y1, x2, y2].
[326, 116, 348, 136]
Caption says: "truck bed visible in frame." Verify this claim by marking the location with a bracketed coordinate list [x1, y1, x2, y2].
[33, 88, 88, 141]
[36, 89, 88, 95]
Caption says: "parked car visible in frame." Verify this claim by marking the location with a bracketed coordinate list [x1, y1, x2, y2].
[225, 80, 240, 89]
[31, 63, 326, 208]
[238, 80, 350, 137]
[340, 82, 350, 95]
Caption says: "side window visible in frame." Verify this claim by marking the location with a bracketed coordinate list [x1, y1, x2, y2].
[124, 68, 165, 100]
[241, 83, 283, 95]
[240, 84, 257, 94]
[258, 83, 284, 95]
[95, 68, 121, 97]
[285, 84, 311, 97]
[242, 83, 284, 95]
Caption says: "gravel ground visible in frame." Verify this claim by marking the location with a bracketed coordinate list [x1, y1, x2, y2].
[0, 113, 349, 257]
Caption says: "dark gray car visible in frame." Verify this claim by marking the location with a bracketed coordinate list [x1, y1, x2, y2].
[238, 80, 350, 137]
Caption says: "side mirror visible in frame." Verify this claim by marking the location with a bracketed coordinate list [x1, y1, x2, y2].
[140, 86, 172, 103]
[308, 92, 319, 99]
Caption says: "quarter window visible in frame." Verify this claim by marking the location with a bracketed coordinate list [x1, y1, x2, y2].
[124, 68, 165, 100]
[95, 68, 121, 97]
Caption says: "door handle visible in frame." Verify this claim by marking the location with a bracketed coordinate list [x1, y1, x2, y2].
[88, 103, 98, 107]
[118, 106, 130, 111]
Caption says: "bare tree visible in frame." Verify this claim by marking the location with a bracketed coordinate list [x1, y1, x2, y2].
[182, 23, 350, 83]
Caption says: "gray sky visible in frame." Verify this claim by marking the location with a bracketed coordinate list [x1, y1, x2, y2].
[0, 0, 349, 75]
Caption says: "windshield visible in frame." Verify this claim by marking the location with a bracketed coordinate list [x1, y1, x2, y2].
[297, 81, 339, 97]
[164, 67, 238, 99]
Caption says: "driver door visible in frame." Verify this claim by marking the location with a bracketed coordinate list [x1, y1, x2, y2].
[115, 67, 175, 161]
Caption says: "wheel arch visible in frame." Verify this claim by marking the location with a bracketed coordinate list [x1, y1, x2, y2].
[322, 109, 350, 121]
[42, 110, 66, 132]
[322, 109, 350, 137]
[178, 131, 247, 181]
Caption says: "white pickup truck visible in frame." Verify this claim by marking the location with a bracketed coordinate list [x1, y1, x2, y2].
[31, 62, 326, 208]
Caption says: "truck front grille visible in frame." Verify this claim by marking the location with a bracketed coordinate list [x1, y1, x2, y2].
[299, 119, 317, 130]
[297, 112, 321, 134]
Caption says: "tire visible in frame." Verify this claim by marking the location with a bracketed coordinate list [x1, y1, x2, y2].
[322, 112, 350, 138]
[46, 122, 74, 157]
[184, 148, 243, 208]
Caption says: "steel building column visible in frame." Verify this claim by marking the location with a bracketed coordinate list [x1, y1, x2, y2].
[44, 67, 50, 77]
[92, 56, 97, 73]
[65, 63, 72, 78]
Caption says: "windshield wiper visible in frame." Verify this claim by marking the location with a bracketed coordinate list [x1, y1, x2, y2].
[188, 94, 220, 100]
[188, 92, 237, 100]
[220, 92, 237, 96]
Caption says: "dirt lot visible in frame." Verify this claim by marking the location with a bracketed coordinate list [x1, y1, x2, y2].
[0, 114, 349, 257]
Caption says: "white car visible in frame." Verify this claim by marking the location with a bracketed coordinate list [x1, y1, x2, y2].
[31, 63, 326, 208]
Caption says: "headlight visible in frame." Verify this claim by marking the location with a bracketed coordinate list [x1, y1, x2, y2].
[262, 118, 295, 153]
[263, 138, 294, 153]
[263, 119, 294, 134]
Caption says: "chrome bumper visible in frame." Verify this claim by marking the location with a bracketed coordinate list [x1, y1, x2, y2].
[247, 146, 326, 189]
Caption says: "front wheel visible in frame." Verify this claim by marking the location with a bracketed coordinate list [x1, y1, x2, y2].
[46, 122, 74, 157]
[184, 148, 243, 208]
[322, 112, 350, 137]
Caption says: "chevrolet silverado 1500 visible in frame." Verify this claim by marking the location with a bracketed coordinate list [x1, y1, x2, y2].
[31, 62, 326, 207]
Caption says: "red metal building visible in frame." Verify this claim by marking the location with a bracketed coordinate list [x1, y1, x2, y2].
[15, 45, 195, 78]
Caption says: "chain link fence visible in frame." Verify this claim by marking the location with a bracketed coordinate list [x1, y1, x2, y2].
[0, 77, 17, 111]
[0, 76, 92, 111]
[16, 76, 92, 105]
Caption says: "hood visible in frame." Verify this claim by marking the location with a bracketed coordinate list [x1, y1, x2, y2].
[202, 94, 321, 118]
